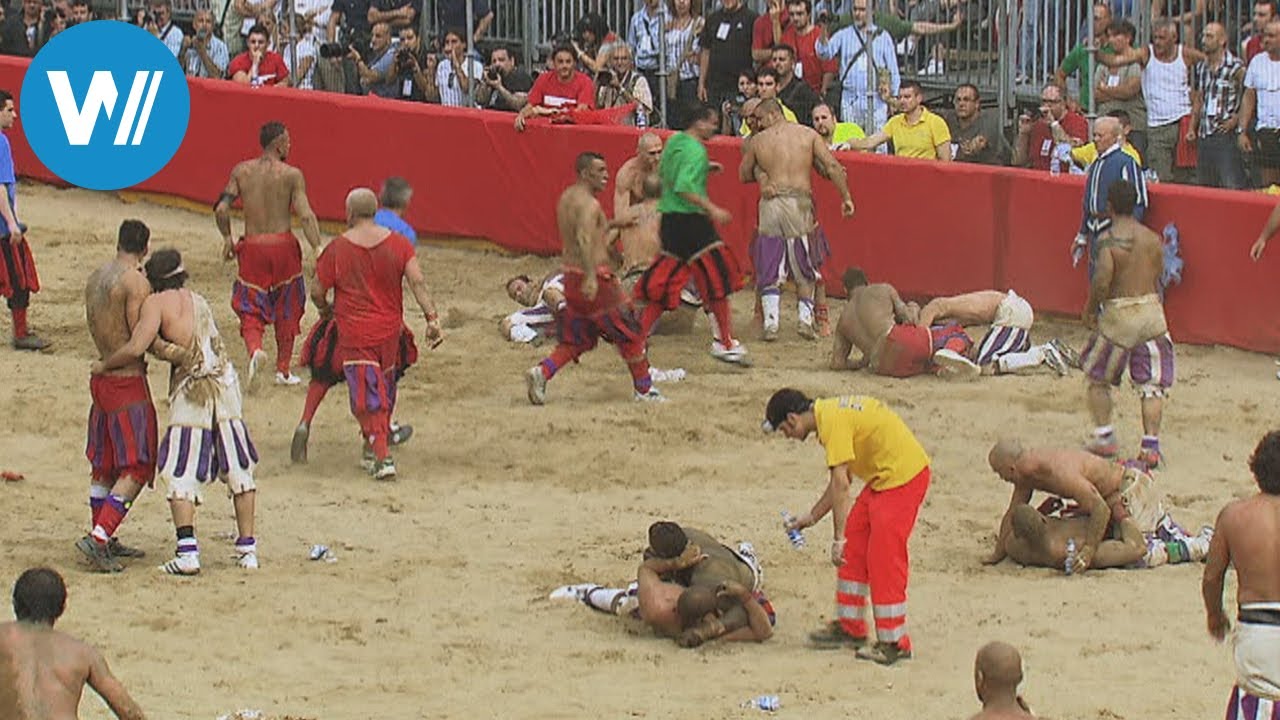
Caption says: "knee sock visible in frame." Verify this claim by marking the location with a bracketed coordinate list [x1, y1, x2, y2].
[627, 356, 653, 394]
[584, 586, 630, 614]
[89, 484, 109, 529]
[235, 536, 256, 556]
[240, 318, 265, 357]
[300, 380, 329, 425]
[996, 347, 1046, 374]
[639, 302, 665, 339]
[797, 297, 815, 327]
[371, 432, 390, 461]
[11, 308, 27, 338]
[541, 346, 579, 380]
[760, 292, 781, 331]
[176, 525, 198, 557]
[706, 310, 723, 343]
[90, 495, 130, 545]
[707, 298, 735, 347]
[275, 325, 296, 375]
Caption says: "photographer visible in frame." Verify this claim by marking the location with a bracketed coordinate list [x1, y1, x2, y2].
[381, 26, 432, 102]
[431, 27, 484, 107]
[348, 22, 398, 97]
[313, 40, 352, 93]
[1012, 83, 1087, 171]
[3, 0, 48, 57]
[476, 45, 532, 112]
[183, 9, 230, 79]
[594, 45, 654, 127]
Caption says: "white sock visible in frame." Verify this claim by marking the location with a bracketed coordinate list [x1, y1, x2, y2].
[996, 347, 1045, 374]
[584, 586, 629, 613]
[761, 294, 781, 331]
[797, 298, 814, 326]
[509, 324, 538, 343]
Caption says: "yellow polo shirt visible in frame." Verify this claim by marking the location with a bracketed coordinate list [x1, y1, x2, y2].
[1070, 141, 1143, 168]
[883, 108, 952, 160]
[814, 396, 929, 492]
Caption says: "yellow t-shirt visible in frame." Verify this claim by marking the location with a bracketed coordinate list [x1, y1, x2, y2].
[1070, 141, 1143, 168]
[883, 108, 952, 160]
[814, 395, 930, 492]
[740, 103, 798, 137]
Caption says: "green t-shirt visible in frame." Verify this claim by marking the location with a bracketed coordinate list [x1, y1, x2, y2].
[658, 131, 709, 215]
[1059, 42, 1114, 109]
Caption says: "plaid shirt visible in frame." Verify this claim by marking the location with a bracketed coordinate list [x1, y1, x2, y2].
[1192, 51, 1245, 137]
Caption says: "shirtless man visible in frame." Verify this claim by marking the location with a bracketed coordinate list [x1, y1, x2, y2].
[1203, 430, 1280, 720]
[996, 502, 1210, 571]
[1080, 180, 1174, 469]
[739, 98, 854, 341]
[94, 249, 259, 575]
[985, 438, 1171, 574]
[613, 132, 663, 277]
[78, 221, 162, 572]
[917, 290, 1072, 377]
[831, 267, 978, 378]
[214, 120, 323, 390]
[500, 271, 566, 343]
[970, 642, 1037, 720]
[525, 152, 659, 404]
[0, 568, 145, 719]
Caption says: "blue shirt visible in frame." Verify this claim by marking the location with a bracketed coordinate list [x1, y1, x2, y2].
[0, 132, 17, 218]
[627, 6, 669, 71]
[816, 23, 899, 113]
[1080, 143, 1147, 238]
[375, 208, 417, 245]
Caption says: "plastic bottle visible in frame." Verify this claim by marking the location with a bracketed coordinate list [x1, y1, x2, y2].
[1049, 153, 1061, 176]
[742, 695, 780, 712]
[1064, 538, 1077, 576]
[781, 511, 805, 549]
[635, 106, 648, 129]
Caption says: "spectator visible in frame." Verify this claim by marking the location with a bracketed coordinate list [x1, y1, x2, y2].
[280, 15, 319, 89]
[515, 44, 595, 131]
[228, 23, 289, 86]
[773, 43, 820, 127]
[257, 11, 280, 51]
[753, 0, 790, 65]
[1097, 18, 1204, 183]
[597, 44, 654, 126]
[312, 42, 350, 93]
[1190, 22, 1247, 188]
[812, 101, 865, 149]
[1070, 108, 1144, 167]
[723, 68, 758, 134]
[941, 83, 1011, 164]
[1056, 2, 1113, 111]
[349, 22, 396, 96]
[477, 45, 533, 112]
[1012, 83, 1088, 171]
[1243, 0, 1276, 64]
[698, 0, 756, 114]
[368, 0, 419, 36]
[782, 0, 835, 98]
[1018, 0, 1058, 84]
[741, 67, 797, 135]
[1094, 19, 1148, 159]
[183, 9, 231, 79]
[628, 0, 669, 97]
[292, 0, 333, 44]
[375, 177, 418, 245]
[67, 0, 93, 25]
[43, 7, 65, 40]
[845, 80, 951, 159]
[384, 25, 433, 102]
[433, 27, 485, 107]
[816, 0, 900, 134]
[1241, 20, 1280, 188]
[665, 0, 704, 128]
[437, 0, 493, 45]
[150, 0, 182, 56]
[327, 0, 371, 54]
[572, 12, 617, 74]
[3, 0, 48, 57]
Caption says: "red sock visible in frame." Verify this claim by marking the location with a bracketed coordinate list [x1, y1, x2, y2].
[275, 326, 297, 375]
[90, 495, 130, 544]
[300, 381, 329, 425]
[639, 303, 665, 338]
[542, 345, 579, 380]
[707, 299, 735, 346]
[240, 317, 264, 357]
[11, 308, 27, 338]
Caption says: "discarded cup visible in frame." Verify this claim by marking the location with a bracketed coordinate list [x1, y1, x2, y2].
[309, 544, 330, 561]
[742, 694, 780, 712]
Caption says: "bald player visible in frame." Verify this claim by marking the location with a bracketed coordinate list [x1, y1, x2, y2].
[970, 642, 1037, 719]
[613, 132, 664, 276]
[831, 267, 977, 378]
[740, 97, 854, 341]
[1203, 430, 1280, 720]
[995, 502, 1210, 571]
[916, 289, 1072, 376]
[214, 120, 323, 390]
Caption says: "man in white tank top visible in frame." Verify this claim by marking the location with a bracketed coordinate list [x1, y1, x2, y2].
[1098, 18, 1205, 183]
[1240, 21, 1280, 187]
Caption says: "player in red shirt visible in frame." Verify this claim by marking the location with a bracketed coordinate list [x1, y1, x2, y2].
[515, 45, 596, 131]
[311, 189, 443, 480]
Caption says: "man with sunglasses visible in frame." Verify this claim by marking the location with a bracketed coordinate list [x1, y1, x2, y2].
[1013, 83, 1087, 171]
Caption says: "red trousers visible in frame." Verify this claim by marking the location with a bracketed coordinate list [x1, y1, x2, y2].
[232, 233, 305, 373]
[836, 466, 931, 650]
[342, 335, 401, 460]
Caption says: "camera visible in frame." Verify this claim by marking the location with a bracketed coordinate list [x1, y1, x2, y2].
[319, 42, 346, 59]
[596, 69, 614, 85]
[485, 66, 501, 82]
[395, 47, 417, 74]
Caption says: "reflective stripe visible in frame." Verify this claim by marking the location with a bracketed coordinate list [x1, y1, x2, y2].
[836, 604, 864, 619]
[876, 623, 907, 642]
[837, 580, 869, 596]
[873, 602, 907, 619]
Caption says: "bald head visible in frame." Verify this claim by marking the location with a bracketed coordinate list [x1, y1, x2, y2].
[975, 641, 1024, 693]
[346, 188, 378, 220]
[637, 131, 661, 152]
[988, 438, 1024, 476]
[741, 97, 763, 118]
[1202, 22, 1227, 51]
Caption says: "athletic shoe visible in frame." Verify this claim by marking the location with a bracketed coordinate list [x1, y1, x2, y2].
[614, 594, 640, 616]
[635, 388, 666, 402]
[710, 340, 751, 366]
[389, 422, 414, 446]
[1050, 338, 1081, 369]
[933, 348, 980, 380]
[76, 536, 123, 573]
[371, 458, 397, 481]
[1085, 436, 1118, 458]
[797, 321, 817, 341]
[1042, 343, 1069, 377]
[160, 553, 201, 576]
[108, 537, 146, 559]
[290, 422, 310, 464]
[236, 551, 260, 570]
[12, 334, 50, 351]
[525, 366, 547, 405]
[856, 641, 913, 665]
[1185, 527, 1213, 562]
[1136, 447, 1162, 470]
[808, 621, 867, 649]
[549, 583, 595, 602]
[246, 349, 267, 393]
[360, 447, 376, 473]
[275, 371, 302, 386]
[762, 326, 779, 342]
[649, 367, 686, 383]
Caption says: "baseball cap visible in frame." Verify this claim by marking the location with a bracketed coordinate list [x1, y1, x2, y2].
[762, 388, 812, 433]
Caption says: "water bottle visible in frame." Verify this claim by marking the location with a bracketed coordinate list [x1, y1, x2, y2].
[636, 106, 648, 128]
[781, 511, 805, 549]
[1049, 154, 1061, 176]
[742, 695, 780, 712]
[1064, 538, 1077, 576]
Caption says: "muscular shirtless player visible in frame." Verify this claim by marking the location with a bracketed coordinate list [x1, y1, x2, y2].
[830, 267, 977, 378]
[739, 98, 853, 341]
[995, 503, 1209, 571]
[0, 568, 145, 719]
[613, 132, 663, 277]
[78, 221, 162, 572]
[214, 121, 323, 390]
[916, 290, 1072, 376]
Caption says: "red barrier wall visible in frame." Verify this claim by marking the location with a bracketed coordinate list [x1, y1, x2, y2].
[5, 57, 1280, 352]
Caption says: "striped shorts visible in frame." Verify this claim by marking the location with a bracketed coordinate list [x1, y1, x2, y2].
[1080, 331, 1176, 395]
[1226, 686, 1280, 720]
[974, 325, 1031, 367]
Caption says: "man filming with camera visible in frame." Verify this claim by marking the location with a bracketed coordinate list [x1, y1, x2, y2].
[595, 44, 655, 127]
[477, 45, 533, 112]
[183, 9, 230, 79]
[374, 25, 432, 102]
[348, 21, 398, 97]
[1012, 82, 1088, 171]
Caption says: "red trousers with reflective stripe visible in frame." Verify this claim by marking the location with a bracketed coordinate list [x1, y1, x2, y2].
[836, 466, 930, 650]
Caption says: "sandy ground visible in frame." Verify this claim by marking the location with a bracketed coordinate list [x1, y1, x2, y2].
[0, 182, 1275, 720]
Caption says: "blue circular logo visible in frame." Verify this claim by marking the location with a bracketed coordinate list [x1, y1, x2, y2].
[20, 21, 190, 191]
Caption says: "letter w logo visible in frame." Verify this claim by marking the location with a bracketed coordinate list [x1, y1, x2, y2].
[45, 70, 164, 146]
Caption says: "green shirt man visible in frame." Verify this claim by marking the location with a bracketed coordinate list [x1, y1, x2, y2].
[658, 131, 710, 215]
[1058, 42, 1115, 110]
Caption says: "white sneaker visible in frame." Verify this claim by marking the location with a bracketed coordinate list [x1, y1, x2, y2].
[160, 553, 201, 576]
[371, 457, 397, 480]
[237, 551, 259, 569]
[614, 594, 640, 616]
[710, 340, 751, 366]
[275, 371, 302, 386]
[549, 583, 595, 602]
[511, 324, 538, 343]
[635, 388, 666, 402]
[360, 447, 376, 472]
[247, 349, 267, 393]
[649, 367, 686, 383]
[933, 348, 980, 380]
[1187, 526, 1214, 562]
[1041, 344, 1069, 377]
[526, 366, 547, 405]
